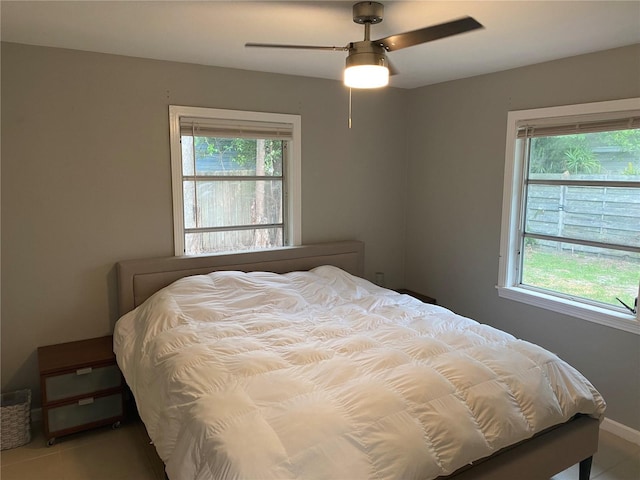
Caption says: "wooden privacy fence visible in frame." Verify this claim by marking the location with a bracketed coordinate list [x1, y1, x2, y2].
[526, 184, 640, 260]
[185, 176, 284, 254]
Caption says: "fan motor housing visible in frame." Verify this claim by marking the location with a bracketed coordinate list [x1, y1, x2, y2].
[353, 2, 384, 24]
[346, 41, 388, 68]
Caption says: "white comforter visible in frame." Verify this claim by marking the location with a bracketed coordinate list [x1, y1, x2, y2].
[114, 266, 605, 480]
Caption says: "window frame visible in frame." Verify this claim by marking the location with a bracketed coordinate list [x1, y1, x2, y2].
[169, 105, 302, 256]
[498, 98, 640, 334]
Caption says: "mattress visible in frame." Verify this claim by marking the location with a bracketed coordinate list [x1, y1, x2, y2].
[114, 265, 606, 480]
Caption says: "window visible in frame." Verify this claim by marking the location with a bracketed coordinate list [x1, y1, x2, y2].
[498, 98, 640, 334]
[169, 106, 301, 255]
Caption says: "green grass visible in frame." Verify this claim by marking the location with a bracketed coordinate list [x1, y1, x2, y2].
[522, 248, 639, 308]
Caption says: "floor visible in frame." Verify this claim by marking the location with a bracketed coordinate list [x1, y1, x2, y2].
[1, 420, 638, 479]
[0, 420, 164, 480]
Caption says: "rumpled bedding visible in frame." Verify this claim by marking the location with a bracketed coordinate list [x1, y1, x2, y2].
[114, 265, 605, 480]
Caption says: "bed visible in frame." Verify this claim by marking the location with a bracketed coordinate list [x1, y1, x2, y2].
[114, 240, 605, 480]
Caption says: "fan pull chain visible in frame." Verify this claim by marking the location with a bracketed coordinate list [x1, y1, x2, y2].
[348, 88, 352, 129]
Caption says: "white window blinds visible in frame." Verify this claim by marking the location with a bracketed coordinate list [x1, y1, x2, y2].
[179, 117, 294, 140]
[516, 115, 640, 138]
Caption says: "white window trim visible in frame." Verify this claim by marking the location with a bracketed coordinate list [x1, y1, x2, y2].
[169, 105, 302, 256]
[498, 98, 640, 335]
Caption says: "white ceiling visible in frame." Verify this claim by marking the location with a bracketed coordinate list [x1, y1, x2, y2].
[2, 1, 639, 89]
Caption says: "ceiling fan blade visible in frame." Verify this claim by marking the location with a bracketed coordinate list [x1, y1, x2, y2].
[374, 16, 483, 52]
[245, 43, 348, 52]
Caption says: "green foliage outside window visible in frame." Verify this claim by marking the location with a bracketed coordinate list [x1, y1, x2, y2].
[194, 137, 283, 175]
[530, 129, 640, 174]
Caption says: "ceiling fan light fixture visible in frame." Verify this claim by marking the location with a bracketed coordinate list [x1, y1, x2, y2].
[343, 43, 389, 88]
[344, 64, 389, 88]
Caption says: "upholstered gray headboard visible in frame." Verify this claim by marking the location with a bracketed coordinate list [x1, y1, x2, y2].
[116, 241, 364, 316]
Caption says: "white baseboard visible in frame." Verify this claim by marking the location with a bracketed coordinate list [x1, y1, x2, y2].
[601, 418, 640, 446]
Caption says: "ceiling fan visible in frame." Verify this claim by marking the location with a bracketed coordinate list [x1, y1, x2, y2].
[246, 1, 483, 89]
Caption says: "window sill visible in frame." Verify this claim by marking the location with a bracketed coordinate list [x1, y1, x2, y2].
[496, 286, 639, 335]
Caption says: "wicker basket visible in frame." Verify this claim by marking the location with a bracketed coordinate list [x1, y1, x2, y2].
[1, 389, 31, 450]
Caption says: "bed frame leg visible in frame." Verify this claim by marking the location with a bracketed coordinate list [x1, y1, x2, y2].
[579, 456, 593, 480]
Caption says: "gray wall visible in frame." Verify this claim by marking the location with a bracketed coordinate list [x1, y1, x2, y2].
[2, 41, 639, 431]
[404, 44, 640, 430]
[1, 43, 409, 402]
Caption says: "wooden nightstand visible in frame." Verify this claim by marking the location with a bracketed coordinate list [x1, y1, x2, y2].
[37, 335, 124, 446]
[395, 289, 437, 305]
